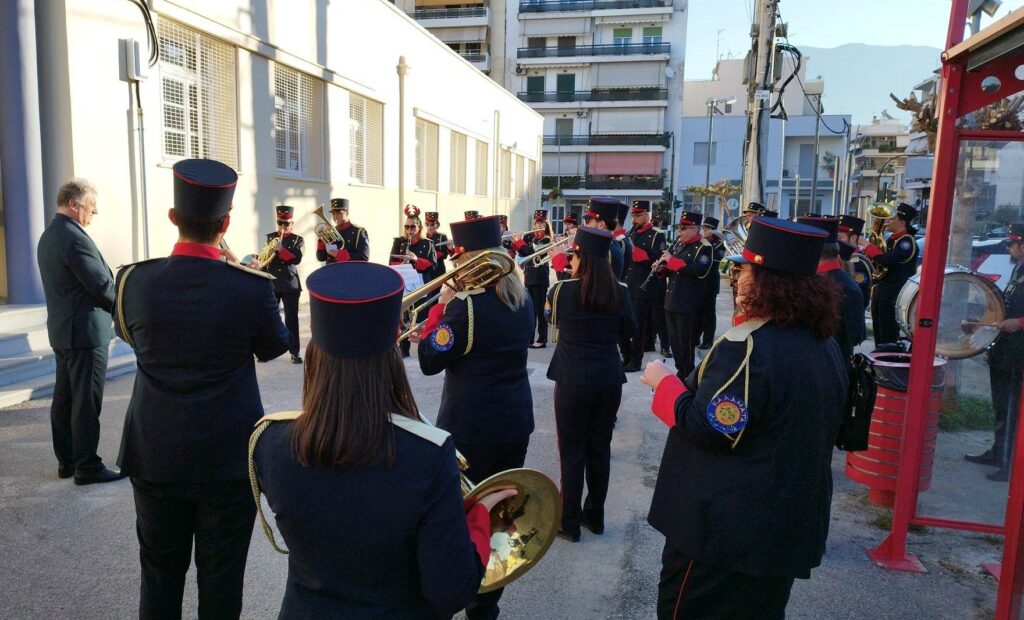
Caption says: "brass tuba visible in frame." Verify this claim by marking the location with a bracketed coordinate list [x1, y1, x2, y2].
[313, 204, 346, 250]
[867, 202, 895, 280]
[721, 216, 748, 258]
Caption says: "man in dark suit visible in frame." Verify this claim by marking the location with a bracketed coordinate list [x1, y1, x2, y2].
[36, 178, 121, 484]
[261, 205, 304, 364]
[115, 159, 289, 619]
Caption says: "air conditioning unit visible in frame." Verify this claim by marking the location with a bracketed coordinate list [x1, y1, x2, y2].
[515, 65, 525, 75]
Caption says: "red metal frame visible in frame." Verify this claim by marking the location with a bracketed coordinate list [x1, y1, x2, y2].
[864, 2, 1024, 617]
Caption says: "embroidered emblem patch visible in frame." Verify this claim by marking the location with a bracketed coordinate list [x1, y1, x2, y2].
[898, 238, 913, 251]
[706, 395, 749, 434]
[698, 254, 710, 265]
[854, 273, 866, 284]
[430, 322, 455, 351]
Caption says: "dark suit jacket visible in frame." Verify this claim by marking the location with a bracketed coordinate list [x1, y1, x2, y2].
[115, 255, 289, 482]
[36, 214, 115, 349]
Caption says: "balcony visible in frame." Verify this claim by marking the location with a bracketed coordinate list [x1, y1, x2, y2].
[520, 0, 668, 13]
[518, 42, 669, 59]
[543, 133, 670, 147]
[458, 51, 490, 71]
[409, 6, 489, 27]
[518, 88, 668, 103]
[542, 175, 664, 190]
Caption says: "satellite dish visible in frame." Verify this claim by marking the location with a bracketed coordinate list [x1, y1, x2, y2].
[664, 66, 676, 79]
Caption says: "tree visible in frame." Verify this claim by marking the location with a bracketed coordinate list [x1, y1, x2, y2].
[684, 180, 741, 221]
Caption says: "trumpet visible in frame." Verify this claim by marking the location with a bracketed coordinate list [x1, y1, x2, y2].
[312, 204, 346, 250]
[515, 234, 575, 268]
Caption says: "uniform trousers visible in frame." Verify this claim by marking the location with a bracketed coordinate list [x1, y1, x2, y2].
[699, 285, 719, 348]
[554, 383, 621, 533]
[871, 293, 901, 347]
[51, 346, 108, 473]
[658, 541, 795, 620]
[665, 312, 702, 380]
[991, 362, 1024, 466]
[131, 478, 256, 620]
[528, 285, 549, 344]
[456, 440, 530, 620]
[275, 291, 301, 356]
[653, 290, 670, 352]
[629, 294, 659, 365]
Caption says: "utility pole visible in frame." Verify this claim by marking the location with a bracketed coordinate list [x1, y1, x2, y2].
[809, 93, 822, 216]
[740, 0, 777, 208]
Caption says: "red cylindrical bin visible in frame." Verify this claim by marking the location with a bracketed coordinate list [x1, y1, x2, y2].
[845, 353, 947, 507]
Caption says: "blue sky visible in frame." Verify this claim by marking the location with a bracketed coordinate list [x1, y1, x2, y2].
[685, 0, 1024, 80]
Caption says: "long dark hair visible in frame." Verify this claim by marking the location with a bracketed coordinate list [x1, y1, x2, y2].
[743, 266, 840, 340]
[291, 343, 419, 469]
[575, 253, 620, 312]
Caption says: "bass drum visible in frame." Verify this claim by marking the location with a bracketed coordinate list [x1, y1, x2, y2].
[896, 267, 1005, 359]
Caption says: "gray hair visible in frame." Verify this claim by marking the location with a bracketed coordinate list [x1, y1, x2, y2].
[56, 178, 97, 208]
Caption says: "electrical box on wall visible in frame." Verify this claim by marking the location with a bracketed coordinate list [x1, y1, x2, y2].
[119, 38, 147, 82]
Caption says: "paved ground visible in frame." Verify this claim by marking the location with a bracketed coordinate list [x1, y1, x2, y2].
[0, 288, 1007, 619]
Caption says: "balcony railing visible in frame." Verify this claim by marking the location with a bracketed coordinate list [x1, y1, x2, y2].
[520, 0, 667, 13]
[518, 88, 667, 103]
[543, 133, 670, 146]
[410, 6, 486, 19]
[458, 52, 488, 63]
[542, 175, 664, 190]
[518, 42, 669, 58]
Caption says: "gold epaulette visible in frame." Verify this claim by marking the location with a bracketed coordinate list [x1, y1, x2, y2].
[389, 414, 451, 447]
[228, 261, 276, 279]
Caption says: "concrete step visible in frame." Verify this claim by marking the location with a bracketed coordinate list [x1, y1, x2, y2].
[0, 305, 48, 332]
[0, 323, 50, 358]
[0, 353, 136, 410]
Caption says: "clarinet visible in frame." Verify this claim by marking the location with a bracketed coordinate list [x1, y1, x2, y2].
[639, 239, 678, 293]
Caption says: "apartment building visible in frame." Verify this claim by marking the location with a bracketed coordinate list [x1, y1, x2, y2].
[400, 0, 686, 232]
[847, 118, 911, 215]
[0, 0, 542, 304]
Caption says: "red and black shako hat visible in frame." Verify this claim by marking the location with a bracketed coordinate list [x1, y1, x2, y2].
[425, 211, 439, 224]
[450, 214, 502, 256]
[534, 209, 548, 222]
[569, 226, 612, 258]
[726, 217, 827, 276]
[172, 158, 237, 220]
[631, 200, 651, 214]
[563, 211, 579, 225]
[678, 211, 703, 227]
[743, 202, 766, 215]
[796, 216, 839, 244]
[585, 196, 622, 226]
[1009, 222, 1024, 243]
[498, 214, 508, 224]
[306, 262, 405, 358]
[275, 205, 295, 221]
[329, 198, 350, 212]
[703, 216, 721, 229]
[464, 210, 480, 220]
[896, 202, 918, 222]
[615, 202, 629, 227]
[838, 214, 865, 235]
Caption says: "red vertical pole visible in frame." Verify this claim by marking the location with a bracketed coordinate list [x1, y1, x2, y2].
[868, 0, 969, 571]
[995, 390, 1024, 618]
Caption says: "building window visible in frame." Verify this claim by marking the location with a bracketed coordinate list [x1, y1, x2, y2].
[450, 131, 468, 195]
[158, 19, 238, 168]
[349, 92, 384, 185]
[515, 155, 526, 198]
[554, 118, 573, 138]
[642, 27, 662, 44]
[526, 76, 544, 92]
[416, 118, 439, 192]
[273, 63, 324, 179]
[528, 37, 546, 49]
[475, 140, 488, 196]
[557, 36, 576, 50]
[527, 159, 536, 199]
[613, 27, 632, 45]
[694, 142, 717, 166]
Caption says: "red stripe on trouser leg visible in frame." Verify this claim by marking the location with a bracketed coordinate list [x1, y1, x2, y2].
[673, 559, 695, 620]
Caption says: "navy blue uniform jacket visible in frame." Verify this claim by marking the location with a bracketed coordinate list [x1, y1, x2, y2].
[254, 420, 484, 619]
[865, 231, 917, 303]
[626, 225, 667, 298]
[661, 238, 714, 314]
[993, 262, 1024, 369]
[517, 236, 551, 288]
[419, 288, 535, 445]
[822, 264, 865, 366]
[545, 279, 637, 386]
[265, 232, 304, 294]
[648, 320, 847, 579]
[315, 223, 369, 263]
[115, 254, 289, 481]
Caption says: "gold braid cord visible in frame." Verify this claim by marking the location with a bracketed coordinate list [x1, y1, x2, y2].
[550, 282, 564, 344]
[463, 296, 475, 355]
[248, 421, 289, 554]
[115, 265, 137, 348]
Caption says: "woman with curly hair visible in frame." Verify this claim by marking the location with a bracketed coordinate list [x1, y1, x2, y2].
[640, 217, 848, 620]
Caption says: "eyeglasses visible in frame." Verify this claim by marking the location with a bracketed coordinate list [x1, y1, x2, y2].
[403, 224, 418, 230]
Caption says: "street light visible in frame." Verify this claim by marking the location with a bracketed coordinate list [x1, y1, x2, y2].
[703, 96, 736, 218]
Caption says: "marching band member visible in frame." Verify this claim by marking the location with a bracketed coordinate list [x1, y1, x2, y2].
[641, 216, 847, 620]
[264, 205, 305, 364]
[798, 216, 865, 367]
[315, 198, 369, 264]
[546, 226, 636, 541]
[838, 214, 872, 309]
[551, 212, 579, 282]
[614, 201, 634, 284]
[251, 261, 513, 618]
[425, 211, 451, 281]
[418, 215, 534, 619]
[465, 210, 481, 220]
[658, 211, 714, 380]
[741, 202, 765, 227]
[698, 216, 725, 351]
[624, 200, 667, 372]
[115, 159, 290, 619]
[392, 205, 437, 358]
[583, 197, 626, 279]
[859, 202, 919, 346]
[512, 210, 553, 349]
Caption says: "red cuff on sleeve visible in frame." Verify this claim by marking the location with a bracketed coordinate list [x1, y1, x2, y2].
[317, 240, 326, 250]
[512, 239, 526, 252]
[277, 247, 296, 261]
[652, 375, 687, 428]
[465, 503, 491, 567]
[336, 249, 351, 262]
[551, 253, 569, 273]
[632, 247, 650, 262]
[414, 257, 432, 272]
[419, 303, 447, 339]
[666, 256, 687, 272]
[613, 228, 627, 241]
[863, 244, 883, 259]
[436, 250, 445, 260]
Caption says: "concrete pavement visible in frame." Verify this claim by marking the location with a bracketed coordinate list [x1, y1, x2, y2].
[0, 292, 1004, 619]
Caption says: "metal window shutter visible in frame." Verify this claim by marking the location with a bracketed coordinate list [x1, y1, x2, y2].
[349, 93, 383, 185]
[475, 140, 488, 196]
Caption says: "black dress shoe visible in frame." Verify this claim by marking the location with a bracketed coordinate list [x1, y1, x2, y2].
[291, 354, 303, 364]
[988, 468, 1011, 482]
[623, 363, 641, 373]
[556, 528, 580, 543]
[581, 519, 605, 535]
[74, 467, 125, 486]
[58, 464, 74, 479]
[965, 448, 1000, 466]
